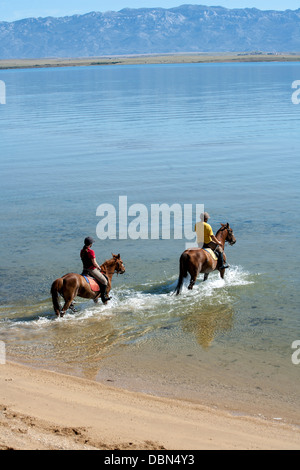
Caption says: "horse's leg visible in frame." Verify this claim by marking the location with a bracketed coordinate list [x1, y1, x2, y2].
[203, 273, 209, 282]
[188, 266, 199, 290]
[60, 297, 74, 317]
[219, 268, 225, 279]
[69, 302, 77, 313]
[60, 280, 78, 317]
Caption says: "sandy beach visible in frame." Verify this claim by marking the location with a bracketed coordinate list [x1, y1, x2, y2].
[1, 53, 300, 70]
[0, 361, 299, 450]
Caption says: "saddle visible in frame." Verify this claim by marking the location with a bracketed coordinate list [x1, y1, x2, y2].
[81, 270, 109, 292]
[82, 275, 100, 292]
[202, 248, 218, 261]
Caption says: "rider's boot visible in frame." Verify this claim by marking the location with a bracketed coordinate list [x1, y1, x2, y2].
[218, 252, 230, 270]
[100, 284, 111, 303]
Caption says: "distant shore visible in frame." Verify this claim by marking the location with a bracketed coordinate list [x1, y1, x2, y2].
[1, 53, 300, 70]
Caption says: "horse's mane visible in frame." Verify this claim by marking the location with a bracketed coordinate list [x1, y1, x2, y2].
[100, 257, 114, 272]
[100, 255, 120, 275]
[216, 225, 226, 236]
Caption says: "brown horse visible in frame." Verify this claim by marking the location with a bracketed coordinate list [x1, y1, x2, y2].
[175, 223, 236, 295]
[51, 254, 125, 317]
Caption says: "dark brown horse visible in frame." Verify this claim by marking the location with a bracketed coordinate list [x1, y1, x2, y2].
[51, 254, 125, 317]
[175, 223, 236, 295]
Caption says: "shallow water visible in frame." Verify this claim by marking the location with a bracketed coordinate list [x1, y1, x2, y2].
[0, 62, 300, 422]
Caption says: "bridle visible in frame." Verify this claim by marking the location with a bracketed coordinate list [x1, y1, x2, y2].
[217, 225, 235, 246]
[101, 260, 125, 275]
[114, 261, 125, 275]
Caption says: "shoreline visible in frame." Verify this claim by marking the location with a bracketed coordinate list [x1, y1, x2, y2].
[1, 361, 300, 450]
[1, 53, 300, 70]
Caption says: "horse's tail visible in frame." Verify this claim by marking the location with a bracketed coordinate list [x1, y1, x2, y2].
[51, 278, 63, 316]
[175, 252, 189, 295]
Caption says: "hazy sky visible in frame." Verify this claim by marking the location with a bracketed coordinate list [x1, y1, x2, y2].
[0, 0, 299, 22]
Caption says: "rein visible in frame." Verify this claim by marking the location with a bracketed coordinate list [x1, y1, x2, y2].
[216, 226, 227, 245]
[216, 224, 235, 246]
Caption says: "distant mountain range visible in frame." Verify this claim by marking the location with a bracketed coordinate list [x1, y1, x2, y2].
[1, 4, 300, 59]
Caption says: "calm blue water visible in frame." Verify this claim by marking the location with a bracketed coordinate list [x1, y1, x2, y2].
[0, 62, 300, 422]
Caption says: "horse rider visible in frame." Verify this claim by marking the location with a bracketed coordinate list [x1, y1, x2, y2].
[194, 212, 229, 270]
[80, 236, 110, 302]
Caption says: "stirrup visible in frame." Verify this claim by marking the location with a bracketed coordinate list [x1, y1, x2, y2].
[101, 284, 111, 303]
[101, 293, 111, 302]
[220, 263, 230, 270]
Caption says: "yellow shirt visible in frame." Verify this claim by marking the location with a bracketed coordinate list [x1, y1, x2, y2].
[194, 221, 213, 244]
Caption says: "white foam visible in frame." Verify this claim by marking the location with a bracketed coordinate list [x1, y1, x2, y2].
[1, 265, 254, 329]
[58, 266, 252, 322]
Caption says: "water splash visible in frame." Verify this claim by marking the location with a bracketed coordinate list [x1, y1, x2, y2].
[0, 265, 254, 329]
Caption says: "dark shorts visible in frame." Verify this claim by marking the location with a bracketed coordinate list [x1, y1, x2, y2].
[203, 242, 223, 254]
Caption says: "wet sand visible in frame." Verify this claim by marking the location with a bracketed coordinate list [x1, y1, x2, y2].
[1, 53, 300, 70]
[0, 361, 299, 450]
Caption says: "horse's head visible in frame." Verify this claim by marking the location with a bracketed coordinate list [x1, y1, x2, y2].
[219, 223, 236, 246]
[112, 253, 126, 274]
[223, 223, 236, 245]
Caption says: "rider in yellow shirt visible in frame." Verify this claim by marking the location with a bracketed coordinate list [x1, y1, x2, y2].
[194, 212, 229, 269]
